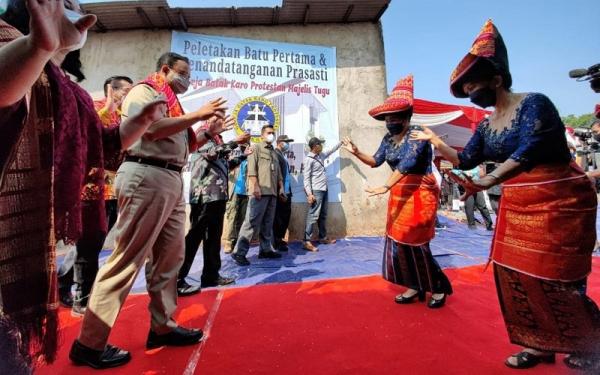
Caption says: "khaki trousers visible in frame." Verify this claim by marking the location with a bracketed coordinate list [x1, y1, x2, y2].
[78, 162, 185, 349]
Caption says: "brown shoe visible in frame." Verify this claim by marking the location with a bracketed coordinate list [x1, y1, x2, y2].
[319, 238, 337, 245]
[302, 241, 319, 252]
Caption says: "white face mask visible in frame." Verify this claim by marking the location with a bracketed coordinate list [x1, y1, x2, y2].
[265, 134, 275, 143]
[64, 9, 88, 51]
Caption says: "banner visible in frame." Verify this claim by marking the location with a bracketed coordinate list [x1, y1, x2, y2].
[171, 31, 340, 202]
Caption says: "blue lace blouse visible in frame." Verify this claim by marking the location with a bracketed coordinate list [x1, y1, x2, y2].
[373, 128, 433, 175]
[458, 93, 571, 170]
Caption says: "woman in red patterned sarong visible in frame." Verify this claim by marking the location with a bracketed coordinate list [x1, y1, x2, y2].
[412, 19, 600, 371]
[343, 75, 452, 309]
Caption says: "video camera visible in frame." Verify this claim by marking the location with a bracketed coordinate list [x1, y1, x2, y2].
[569, 63, 600, 93]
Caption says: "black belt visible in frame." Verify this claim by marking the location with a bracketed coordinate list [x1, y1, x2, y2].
[124, 156, 183, 173]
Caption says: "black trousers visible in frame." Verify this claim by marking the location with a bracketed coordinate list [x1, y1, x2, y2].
[179, 200, 226, 284]
[58, 199, 118, 305]
[58, 200, 117, 302]
[273, 193, 292, 246]
[465, 191, 493, 227]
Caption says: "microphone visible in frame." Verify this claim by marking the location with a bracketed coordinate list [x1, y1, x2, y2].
[569, 68, 589, 78]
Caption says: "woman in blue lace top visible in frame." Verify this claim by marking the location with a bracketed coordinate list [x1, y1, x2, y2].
[412, 19, 599, 371]
[343, 75, 452, 309]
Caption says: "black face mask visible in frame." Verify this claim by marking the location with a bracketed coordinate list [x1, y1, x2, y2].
[469, 87, 497, 108]
[593, 133, 600, 143]
[386, 123, 405, 135]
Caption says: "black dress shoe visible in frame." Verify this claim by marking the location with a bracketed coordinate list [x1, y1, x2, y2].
[59, 289, 74, 308]
[258, 251, 282, 259]
[177, 280, 201, 297]
[505, 351, 555, 369]
[146, 326, 204, 349]
[69, 340, 131, 369]
[202, 276, 235, 288]
[427, 294, 447, 309]
[395, 290, 426, 304]
[231, 253, 250, 266]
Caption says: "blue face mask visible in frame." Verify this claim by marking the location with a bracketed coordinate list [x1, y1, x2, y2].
[282, 143, 290, 152]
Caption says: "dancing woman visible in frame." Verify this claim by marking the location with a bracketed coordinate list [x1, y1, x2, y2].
[412, 19, 600, 370]
[343, 75, 452, 309]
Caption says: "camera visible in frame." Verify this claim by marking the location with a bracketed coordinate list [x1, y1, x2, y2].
[204, 141, 238, 160]
[569, 63, 600, 93]
[574, 128, 600, 152]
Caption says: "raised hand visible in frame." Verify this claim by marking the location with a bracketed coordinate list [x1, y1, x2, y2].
[194, 97, 228, 121]
[341, 136, 357, 154]
[410, 126, 435, 141]
[365, 186, 389, 197]
[27, 0, 97, 53]
[243, 145, 254, 156]
[234, 132, 251, 144]
[104, 84, 118, 113]
[209, 114, 235, 135]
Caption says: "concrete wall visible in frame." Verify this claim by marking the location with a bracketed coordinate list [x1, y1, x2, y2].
[81, 22, 391, 240]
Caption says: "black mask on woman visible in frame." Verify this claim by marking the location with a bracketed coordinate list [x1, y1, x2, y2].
[386, 123, 405, 135]
[469, 87, 497, 108]
[593, 133, 600, 143]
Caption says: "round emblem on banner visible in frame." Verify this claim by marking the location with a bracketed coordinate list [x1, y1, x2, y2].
[233, 96, 280, 142]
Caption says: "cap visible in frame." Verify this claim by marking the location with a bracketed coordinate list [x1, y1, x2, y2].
[277, 135, 294, 142]
[308, 137, 323, 149]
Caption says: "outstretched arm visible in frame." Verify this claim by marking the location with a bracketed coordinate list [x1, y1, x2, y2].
[0, 1, 96, 107]
[365, 169, 405, 197]
[410, 127, 459, 165]
[342, 137, 377, 167]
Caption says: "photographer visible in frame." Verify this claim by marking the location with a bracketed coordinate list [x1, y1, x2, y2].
[177, 119, 251, 295]
[584, 120, 600, 181]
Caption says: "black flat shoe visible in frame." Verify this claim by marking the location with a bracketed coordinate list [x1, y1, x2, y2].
[202, 276, 235, 288]
[505, 351, 555, 369]
[231, 253, 250, 266]
[427, 294, 447, 309]
[177, 280, 201, 297]
[564, 354, 600, 371]
[146, 326, 204, 349]
[69, 340, 131, 369]
[395, 290, 425, 304]
[258, 251, 282, 259]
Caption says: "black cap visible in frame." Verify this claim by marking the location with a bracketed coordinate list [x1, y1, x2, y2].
[308, 137, 323, 149]
[277, 135, 294, 143]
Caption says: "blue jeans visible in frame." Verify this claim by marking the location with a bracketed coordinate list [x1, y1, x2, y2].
[304, 190, 328, 241]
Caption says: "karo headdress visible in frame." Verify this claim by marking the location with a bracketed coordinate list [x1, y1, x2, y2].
[450, 19, 511, 98]
[369, 74, 413, 121]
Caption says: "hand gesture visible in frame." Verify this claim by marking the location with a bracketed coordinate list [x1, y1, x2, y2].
[243, 145, 254, 156]
[342, 136, 358, 154]
[448, 172, 482, 201]
[27, 0, 97, 53]
[104, 84, 118, 113]
[235, 132, 251, 144]
[365, 186, 389, 197]
[410, 126, 435, 142]
[207, 114, 235, 136]
[194, 97, 227, 121]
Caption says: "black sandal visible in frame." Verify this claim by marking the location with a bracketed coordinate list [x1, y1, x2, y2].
[564, 355, 600, 371]
[505, 351, 555, 369]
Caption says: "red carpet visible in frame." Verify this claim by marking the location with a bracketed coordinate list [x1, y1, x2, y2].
[39, 259, 600, 374]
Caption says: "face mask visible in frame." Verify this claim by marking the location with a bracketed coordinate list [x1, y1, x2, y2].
[169, 70, 190, 94]
[386, 122, 405, 135]
[593, 133, 600, 143]
[282, 143, 290, 152]
[64, 9, 88, 51]
[469, 87, 497, 108]
[0, 0, 8, 16]
[265, 134, 275, 143]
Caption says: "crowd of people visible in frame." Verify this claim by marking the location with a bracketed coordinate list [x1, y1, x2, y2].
[0, 1, 599, 373]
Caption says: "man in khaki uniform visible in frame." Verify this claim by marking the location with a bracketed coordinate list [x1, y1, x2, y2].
[70, 52, 230, 370]
[231, 125, 285, 266]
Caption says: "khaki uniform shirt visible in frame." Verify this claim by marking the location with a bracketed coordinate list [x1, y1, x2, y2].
[121, 84, 189, 166]
[247, 142, 282, 196]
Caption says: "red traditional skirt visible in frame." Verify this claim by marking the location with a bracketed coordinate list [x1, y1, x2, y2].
[386, 174, 440, 246]
[491, 162, 597, 281]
